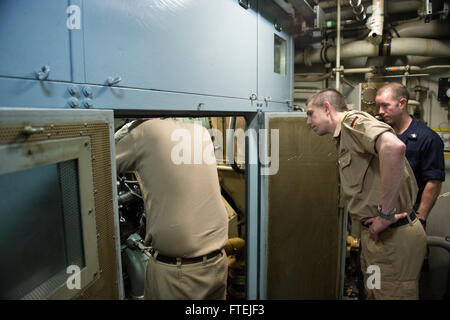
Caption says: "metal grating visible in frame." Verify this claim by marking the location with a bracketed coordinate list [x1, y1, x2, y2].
[59, 159, 85, 269]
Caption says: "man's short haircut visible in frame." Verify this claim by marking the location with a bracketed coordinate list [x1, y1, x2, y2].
[376, 82, 409, 102]
[306, 88, 348, 111]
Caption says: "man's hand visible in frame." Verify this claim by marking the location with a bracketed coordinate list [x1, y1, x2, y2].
[364, 212, 408, 241]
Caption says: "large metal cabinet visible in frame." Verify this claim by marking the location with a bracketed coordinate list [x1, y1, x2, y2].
[0, 0, 294, 112]
[0, 0, 304, 300]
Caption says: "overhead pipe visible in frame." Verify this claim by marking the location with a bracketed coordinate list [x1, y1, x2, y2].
[407, 56, 450, 65]
[367, 0, 384, 45]
[407, 99, 421, 106]
[323, 0, 421, 20]
[391, 19, 450, 39]
[294, 88, 322, 93]
[319, 0, 355, 10]
[295, 67, 374, 83]
[295, 38, 450, 66]
[341, 67, 375, 73]
[385, 65, 450, 73]
[336, 0, 342, 90]
[294, 72, 333, 82]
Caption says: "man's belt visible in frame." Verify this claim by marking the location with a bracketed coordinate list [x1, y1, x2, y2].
[155, 249, 223, 265]
[361, 211, 417, 229]
[389, 211, 416, 229]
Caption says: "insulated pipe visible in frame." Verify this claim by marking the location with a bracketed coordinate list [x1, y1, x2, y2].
[342, 67, 375, 73]
[294, 72, 333, 82]
[407, 99, 421, 106]
[427, 236, 450, 253]
[385, 66, 421, 72]
[324, 0, 421, 20]
[392, 19, 450, 39]
[385, 65, 450, 72]
[368, 0, 384, 45]
[294, 88, 322, 93]
[295, 68, 374, 83]
[336, 0, 342, 90]
[296, 38, 450, 65]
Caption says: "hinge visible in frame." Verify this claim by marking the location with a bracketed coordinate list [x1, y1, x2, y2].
[257, 103, 264, 126]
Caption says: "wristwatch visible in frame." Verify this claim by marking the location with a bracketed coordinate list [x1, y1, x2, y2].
[377, 205, 396, 220]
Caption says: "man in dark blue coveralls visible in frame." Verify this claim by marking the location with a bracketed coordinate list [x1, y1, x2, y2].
[376, 82, 445, 227]
[375, 82, 446, 299]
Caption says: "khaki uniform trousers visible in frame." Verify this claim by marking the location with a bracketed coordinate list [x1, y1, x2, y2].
[144, 249, 228, 300]
[360, 218, 427, 300]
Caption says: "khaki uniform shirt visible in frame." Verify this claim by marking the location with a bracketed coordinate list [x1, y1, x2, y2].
[334, 111, 418, 237]
[116, 119, 228, 258]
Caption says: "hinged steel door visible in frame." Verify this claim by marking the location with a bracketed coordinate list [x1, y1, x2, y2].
[260, 112, 345, 299]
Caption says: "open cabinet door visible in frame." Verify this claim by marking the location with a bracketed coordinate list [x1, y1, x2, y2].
[260, 112, 345, 299]
[0, 108, 122, 300]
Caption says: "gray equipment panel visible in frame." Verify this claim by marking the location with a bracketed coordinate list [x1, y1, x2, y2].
[0, 0, 71, 82]
[83, 0, 258, 99]
[258, 0, 294, 103]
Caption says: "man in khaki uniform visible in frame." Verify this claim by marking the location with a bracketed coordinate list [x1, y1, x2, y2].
[115, 118, 228, 299]
[306, 89, 427, 299]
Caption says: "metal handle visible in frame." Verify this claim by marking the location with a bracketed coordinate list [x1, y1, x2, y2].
[107, 76, 122, 86]
[37, 65, 50, 81]
[23, 125, 44, 135]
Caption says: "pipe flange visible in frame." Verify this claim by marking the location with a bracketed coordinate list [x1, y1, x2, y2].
[304, 47, 313, 67]
[319, 44, 331, 65]
[361, 87, 378, 105]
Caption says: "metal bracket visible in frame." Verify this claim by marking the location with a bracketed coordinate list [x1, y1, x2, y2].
[264, 96, 272, 108]
[36, 65, 50, 81]
[238, 0, 250, 10]
[286, 100, 293, 111]
[274, 23, 283, 32]
[107, 76, 122, 86]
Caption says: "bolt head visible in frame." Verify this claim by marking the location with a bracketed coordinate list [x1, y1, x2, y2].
[82, 87, 93, 97]
[68, 85, 79, 97]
